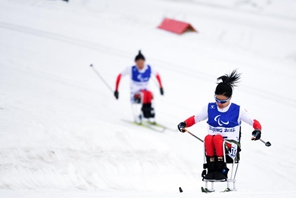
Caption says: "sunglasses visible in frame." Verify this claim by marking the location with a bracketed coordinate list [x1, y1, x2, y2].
[215, 96, 231, 104]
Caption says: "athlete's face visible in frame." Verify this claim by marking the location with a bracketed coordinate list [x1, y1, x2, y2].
[215, 94, 231, 109]
[135, 59, 145, 70]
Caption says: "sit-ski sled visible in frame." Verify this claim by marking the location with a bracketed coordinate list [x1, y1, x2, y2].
[200, 131, 241, 193]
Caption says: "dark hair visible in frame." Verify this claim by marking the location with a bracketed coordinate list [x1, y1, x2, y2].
[215, 69, 241, 98]
[135, 50, 145, 61]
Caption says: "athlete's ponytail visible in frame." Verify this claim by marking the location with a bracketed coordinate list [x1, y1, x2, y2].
[215, 69, 241, 97]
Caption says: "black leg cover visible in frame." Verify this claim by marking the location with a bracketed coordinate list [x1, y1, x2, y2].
[215, 160, 228, 180]
[141, 103, 155, 118]
[204, 157, 216, 180]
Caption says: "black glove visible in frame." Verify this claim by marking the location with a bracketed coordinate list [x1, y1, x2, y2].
[177, 122, 186, 132]
[252, 129, 261, 140]
[114, 90, 119, 99]
[160, 87, 164, 95]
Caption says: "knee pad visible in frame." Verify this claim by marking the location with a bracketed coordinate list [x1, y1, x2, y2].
[133, 93, 141, 104]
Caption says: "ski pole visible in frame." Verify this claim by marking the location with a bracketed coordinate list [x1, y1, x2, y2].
[184, 129, 204, 143]
[90, 64, 113, 92]
[259, 139, 271, 147]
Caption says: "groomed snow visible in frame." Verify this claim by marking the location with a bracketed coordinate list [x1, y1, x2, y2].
[0, 0, 296, 197]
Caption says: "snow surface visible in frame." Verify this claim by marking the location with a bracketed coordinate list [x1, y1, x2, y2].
[1, 0, 296, 197]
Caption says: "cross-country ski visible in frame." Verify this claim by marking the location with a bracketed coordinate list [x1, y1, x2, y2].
[121, 119, 166, 132]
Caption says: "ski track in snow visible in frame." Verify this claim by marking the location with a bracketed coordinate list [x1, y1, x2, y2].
[0, 20, 294, 109]
[0, 0, 296, 197]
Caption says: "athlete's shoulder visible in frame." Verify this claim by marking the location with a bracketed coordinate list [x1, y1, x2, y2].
[230, 102, 240, 108]
[144, 64, 152, 71]
[208, 102, 217, 110]
[121, 66, 134, 76]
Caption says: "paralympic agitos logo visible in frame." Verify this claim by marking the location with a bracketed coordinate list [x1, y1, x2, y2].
[214, 115, 229, 126]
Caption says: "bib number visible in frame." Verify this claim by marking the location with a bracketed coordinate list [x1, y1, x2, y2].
[228, 143, 238, 159]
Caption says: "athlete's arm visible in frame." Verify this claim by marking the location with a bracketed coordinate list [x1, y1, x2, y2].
[155, 74, 163, 88]
[115, 67, 130, 91]
[184, 105, 208, 127]
[151, 66, 163, 88]
[240, 108, 262, 130]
